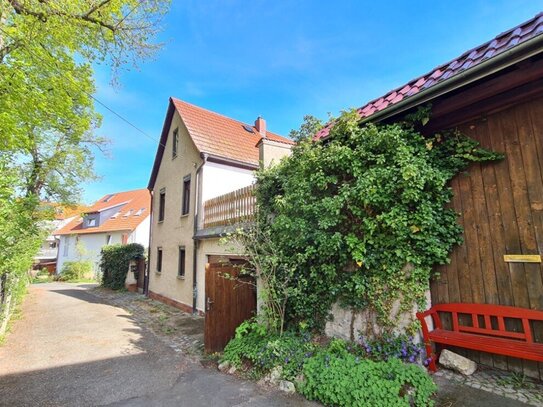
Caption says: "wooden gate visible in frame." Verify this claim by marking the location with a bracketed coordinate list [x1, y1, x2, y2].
[136, 258, 145, 293]
[204, 262, 256, 353]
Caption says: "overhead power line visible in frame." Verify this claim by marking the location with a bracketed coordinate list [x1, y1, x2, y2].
[1, 30, 165, 148]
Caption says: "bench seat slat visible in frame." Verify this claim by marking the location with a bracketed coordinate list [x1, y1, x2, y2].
[457, 325, 526, 340]
[429, 329, 543, 362]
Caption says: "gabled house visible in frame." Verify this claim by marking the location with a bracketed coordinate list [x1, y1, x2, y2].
[55, 189, 151, 275]
[33, 204, 87, 274]
[318, 13, 543, 378]
[147, 98, 293, 314]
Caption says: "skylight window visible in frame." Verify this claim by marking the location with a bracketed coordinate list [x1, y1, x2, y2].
[111, 211, 121, 219]
[135, 208, 145, 216]
[242, 124, 254, 133]
[103, 194, 115, 203]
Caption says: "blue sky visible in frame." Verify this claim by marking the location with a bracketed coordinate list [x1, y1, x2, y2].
[84, 0, 542, 203]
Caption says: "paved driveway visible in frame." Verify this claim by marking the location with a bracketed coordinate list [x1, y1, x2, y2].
[0, 283, 531, 407]
[0, 283, 313, 407]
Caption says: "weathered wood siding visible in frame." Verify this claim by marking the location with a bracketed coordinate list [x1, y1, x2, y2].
[430, 96, 543, 379]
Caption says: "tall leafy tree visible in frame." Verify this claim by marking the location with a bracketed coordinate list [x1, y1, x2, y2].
[0, 0, 170, 201]
[0, 0, 170, 328]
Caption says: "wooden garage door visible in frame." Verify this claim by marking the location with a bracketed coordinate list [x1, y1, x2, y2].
[204, 262, 256, 353]
[431, 96, 543, 379]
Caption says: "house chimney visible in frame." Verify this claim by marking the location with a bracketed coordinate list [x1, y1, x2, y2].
[255, 116, 266, 138]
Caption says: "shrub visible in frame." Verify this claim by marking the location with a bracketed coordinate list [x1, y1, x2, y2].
[222, 320, 315, 380]
[100, 243, 144, 290]
[37, 268, 50, 277]
[59, 261, 93, 281]
[299, 341, 436, 407]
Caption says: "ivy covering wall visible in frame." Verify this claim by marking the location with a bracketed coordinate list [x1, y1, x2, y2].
[255, 109, 503, 333]
[100, 243, 145, 290]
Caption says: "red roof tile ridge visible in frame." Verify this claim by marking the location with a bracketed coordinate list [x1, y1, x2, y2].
[55, 188, 150, 235]
[314, 12, 543, 140]
[86, 201, 130, 213]
[369, 15, 542, 109]
[171, 97, 292, 144]
[93, 187, 148, 201]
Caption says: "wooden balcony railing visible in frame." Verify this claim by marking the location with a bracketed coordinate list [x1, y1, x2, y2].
[202, 185, 256, 228]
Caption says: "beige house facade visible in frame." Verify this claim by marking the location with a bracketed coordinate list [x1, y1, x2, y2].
[147, 98, 292, 314]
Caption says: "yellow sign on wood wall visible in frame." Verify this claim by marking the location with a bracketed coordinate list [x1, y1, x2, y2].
[503, 254, 541, 263]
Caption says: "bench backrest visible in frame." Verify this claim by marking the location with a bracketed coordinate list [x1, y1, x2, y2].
[430, 303, 543, 343]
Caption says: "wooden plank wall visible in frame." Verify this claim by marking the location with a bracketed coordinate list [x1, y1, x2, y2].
[430, 96, 543, 380]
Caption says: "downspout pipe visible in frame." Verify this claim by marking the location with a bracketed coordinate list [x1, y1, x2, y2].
[192, 153, 208, 314]
[144, 189, 154, 296]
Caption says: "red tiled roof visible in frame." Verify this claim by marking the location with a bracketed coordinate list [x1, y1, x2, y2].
[315, 12, 543, 139]
[172, 98, 293, 166]
[55, 189, 150, 235]
[148, 98, 293, 189]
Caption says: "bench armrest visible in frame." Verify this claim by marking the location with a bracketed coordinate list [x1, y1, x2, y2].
[416, 308, 440, 339]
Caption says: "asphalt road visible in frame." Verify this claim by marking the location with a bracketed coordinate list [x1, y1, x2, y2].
[0, 283, 314, 407]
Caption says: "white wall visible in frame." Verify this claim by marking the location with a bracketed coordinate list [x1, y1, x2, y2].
[57, 232, 124, 274]
[56, 214, 150, 275]
[130, 216, 150, 246]
[201, 161, 255, 202]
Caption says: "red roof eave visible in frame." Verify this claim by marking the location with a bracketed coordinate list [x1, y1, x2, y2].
[315, 12, 543, 140]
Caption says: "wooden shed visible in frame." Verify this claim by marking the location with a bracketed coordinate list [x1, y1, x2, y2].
[316, 12, 543, 379]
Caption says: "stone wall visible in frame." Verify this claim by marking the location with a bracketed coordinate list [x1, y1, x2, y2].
[325, 289, 432, 343]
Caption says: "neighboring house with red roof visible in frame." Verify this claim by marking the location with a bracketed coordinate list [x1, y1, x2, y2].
[318, 13, 543, 378]
[147, 98, 293, 314]
[33, 203, 89, 274]
[55, 189, 151, 275]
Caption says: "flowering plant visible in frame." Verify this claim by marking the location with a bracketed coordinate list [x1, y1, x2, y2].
[358, 333, 431, 365]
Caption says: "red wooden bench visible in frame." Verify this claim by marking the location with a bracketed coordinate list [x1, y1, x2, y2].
[416, 303, 543, 372]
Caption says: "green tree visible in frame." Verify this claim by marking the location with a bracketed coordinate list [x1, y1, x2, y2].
[288, 115, 324, 142]
[0, 0, 170, 334]
[0, 0, 170, 201]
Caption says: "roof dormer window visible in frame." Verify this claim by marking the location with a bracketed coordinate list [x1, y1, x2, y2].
[103, 194, 115, 203]
[123, 209, 133, 218]
[135, 208, 145, 216]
